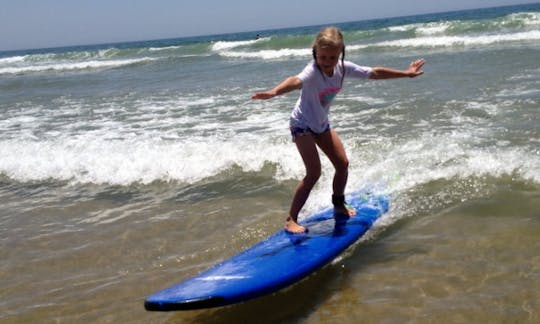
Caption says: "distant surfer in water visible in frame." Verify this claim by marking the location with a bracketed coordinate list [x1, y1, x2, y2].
[252, 27, 424, 233]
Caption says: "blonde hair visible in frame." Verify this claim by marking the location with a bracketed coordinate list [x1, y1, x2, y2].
[312, 27, 344, 51]
[312, 27, 346, 86]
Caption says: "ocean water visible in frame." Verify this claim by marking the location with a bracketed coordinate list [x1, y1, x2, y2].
[1, 3, 539, 323]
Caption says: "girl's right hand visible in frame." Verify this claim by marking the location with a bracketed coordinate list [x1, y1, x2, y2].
[251, 91, 275, 100]
[251, 76, 302, 100]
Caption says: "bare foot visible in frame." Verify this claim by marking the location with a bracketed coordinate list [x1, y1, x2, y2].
[334, 204, 356, 217]
[285, 217, 307, 234]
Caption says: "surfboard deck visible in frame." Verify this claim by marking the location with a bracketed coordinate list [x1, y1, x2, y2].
[144, 190, 389, 311]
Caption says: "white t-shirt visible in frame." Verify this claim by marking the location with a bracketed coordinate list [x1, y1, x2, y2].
[290, 60, 372, 134]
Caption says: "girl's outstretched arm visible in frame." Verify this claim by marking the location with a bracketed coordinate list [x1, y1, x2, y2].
[251, 76, 302, 100]
[370, 58, 425, 80]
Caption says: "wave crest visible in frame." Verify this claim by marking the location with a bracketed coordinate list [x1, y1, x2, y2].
[0, 57, 155, 75]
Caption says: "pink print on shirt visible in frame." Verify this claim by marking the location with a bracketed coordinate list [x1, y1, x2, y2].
[319, 87, 341, 107]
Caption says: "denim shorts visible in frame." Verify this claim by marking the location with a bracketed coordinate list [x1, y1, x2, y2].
[290, 124, 330, 141]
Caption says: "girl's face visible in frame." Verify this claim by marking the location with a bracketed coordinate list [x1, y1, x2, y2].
[315, 46, 342, 76]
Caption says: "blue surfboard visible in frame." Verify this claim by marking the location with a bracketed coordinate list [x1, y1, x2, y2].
[144, 190, 389, 311]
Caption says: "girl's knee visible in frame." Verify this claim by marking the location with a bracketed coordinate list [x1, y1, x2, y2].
[343, 158, 349, 169]
[304, 169, 321, 186]
[336, 157, 349, 172]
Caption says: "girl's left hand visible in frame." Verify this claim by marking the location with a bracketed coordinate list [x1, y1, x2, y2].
[407, 59, 425, 77]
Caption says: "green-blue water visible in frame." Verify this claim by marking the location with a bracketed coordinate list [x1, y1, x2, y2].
[1, 4, 539, 323]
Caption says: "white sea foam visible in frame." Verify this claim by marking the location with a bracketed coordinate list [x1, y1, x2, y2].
[1, 122, 536, 200]
[388, 25, 413, 32]
[371, 30, 540, 48]
[0, 57, 155, 75]
[0, 133, 298, 185]
[416, 22, 451, 35]
[211, 39, 264, 51]
[1, 84, 537, 190]
[509, 11, 540, 26]
[388, 21, 451, 35]
[148, 45, 183, 52]
[0, 55, 27, 65]
[219, 48, 310, 60]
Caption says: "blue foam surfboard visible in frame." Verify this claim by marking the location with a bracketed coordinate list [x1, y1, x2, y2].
[144, 190, 389, 311]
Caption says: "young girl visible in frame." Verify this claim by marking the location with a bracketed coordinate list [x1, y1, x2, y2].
[252, 27, 425, 233]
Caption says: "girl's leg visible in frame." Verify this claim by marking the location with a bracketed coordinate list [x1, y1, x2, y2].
[287, 134, 321, 233]
[315, 129, 356, 216]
